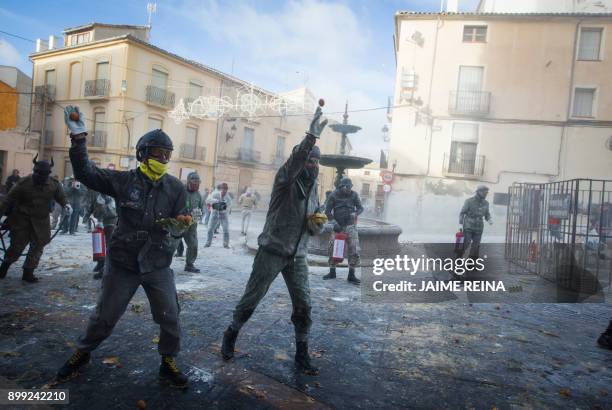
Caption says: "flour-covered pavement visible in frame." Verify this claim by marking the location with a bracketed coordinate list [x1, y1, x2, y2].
[1, 213, 611, 409]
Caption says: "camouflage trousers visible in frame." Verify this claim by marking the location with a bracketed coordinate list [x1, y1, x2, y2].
[328, 224, 361, 267]
[77, 261, 181, 356]
[4, 228, 48, 270]
[182, 223, 198, 266]
[231, 248, 312, 342]
[462, 229, 483, 258]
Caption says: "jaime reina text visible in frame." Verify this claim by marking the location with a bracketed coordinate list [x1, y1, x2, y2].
[372, 280, 507, 292]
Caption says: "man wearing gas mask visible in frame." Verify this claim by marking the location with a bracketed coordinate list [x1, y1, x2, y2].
[182, 171, 204, 272]
[0, 156, 68, 282]
[57, 106, 190, 388]
[220, 106, 327, 375]
[459, 185, 492, 259]
[324, 177, 364, 285]
[205, 182, 232, 248]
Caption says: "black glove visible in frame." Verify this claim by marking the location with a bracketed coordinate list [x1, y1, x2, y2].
[333, 222, 342, 233]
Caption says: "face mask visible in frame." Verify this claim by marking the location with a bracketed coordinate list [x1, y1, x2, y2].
[187, 181, 200, 192]
[139, 158, 168, 181]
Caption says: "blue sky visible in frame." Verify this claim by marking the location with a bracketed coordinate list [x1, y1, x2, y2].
[0, 0, 480, 157]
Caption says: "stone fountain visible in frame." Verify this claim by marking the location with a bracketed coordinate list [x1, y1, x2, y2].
[308, 103, 403, 262]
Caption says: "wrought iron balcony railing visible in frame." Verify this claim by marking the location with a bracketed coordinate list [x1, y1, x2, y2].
[180, 144, 207, 161]
[238, 148, 261, 163]
[88, 131, 107, 148]
[443, 153, 485, 177]
[448, 90, 491, 116]
[34, 85, 56, 103]
[146, 85, 175, 108]
[84, 79, 110, 98]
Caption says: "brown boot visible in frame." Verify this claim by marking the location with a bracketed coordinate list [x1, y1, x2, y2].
[22, 268, 39, 283]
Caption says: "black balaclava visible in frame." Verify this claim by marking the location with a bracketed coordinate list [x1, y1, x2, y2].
[32, 154, 53, 186]
[300, 146, 321, 183]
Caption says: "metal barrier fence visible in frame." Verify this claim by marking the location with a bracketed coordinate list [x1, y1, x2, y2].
[505, 179, 612, 293]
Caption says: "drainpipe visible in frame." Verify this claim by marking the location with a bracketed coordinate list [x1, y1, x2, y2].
[211, 80, 225, 188]
[424, 13, 443, 176]
[557, 19, 582, 181]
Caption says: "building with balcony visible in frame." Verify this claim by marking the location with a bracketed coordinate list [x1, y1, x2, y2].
[387, 9, 612, 237]
[29, 23, 342, 204]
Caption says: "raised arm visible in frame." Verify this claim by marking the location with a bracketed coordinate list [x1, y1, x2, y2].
[65, 106, 121, 197]
[277, 106, 327, 185]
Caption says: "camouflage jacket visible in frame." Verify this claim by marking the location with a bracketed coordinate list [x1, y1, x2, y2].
[460, 195, 491, 232]
[258, 135, 324, 258]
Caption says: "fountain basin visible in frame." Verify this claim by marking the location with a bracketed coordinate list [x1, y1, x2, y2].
[320, 154, 373, 169]
[308, 218, 402, 261]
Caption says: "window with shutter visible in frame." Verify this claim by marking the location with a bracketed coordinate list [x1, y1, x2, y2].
[578, 28, 602, 61]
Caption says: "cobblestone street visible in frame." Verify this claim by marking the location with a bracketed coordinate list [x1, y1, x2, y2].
[1, 213, 611, 409]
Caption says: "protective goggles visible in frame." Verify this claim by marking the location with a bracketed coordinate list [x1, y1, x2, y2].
[148, 147, 172, 162]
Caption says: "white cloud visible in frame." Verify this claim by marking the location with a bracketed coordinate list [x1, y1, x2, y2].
[168, 0, 394, 160]
[0, 39, 24, 67]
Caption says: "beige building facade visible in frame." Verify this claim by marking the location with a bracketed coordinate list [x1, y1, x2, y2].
[29, 23, 341, 206]
[388, 12, 612, 238]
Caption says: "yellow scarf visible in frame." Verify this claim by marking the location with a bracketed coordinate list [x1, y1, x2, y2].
[139, 159, 168, 182]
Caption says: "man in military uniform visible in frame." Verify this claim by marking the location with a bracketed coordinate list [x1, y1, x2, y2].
[83, 189, 117, 279]
[205, 182, 232, 248]
[182, 172, 204, 272]
[323, 177, 364, 285]
[221, 107, 328, 375]
[238, 187, 257, 235]
[459, 185, 492, 259]
[56, 106, 190, 388]
[0, 156, 68, 283]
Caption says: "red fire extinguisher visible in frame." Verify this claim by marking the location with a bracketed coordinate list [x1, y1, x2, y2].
[332, 232, 348, 263]
[92, 225, 106, 261]
[454, 229, 465, 256]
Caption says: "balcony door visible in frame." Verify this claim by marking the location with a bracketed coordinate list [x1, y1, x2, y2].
[457, 66, 483, 112]
[241, 127, 254, 161]
[449, 123, 478, 174]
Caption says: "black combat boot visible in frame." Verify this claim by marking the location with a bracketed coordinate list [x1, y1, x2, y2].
[347, 267, 361, 285]
[184, 264, 201, 273]
[57, 349, 91, 381]
[0, 261, 11, 279]
[323, 267, 336, 280]
[295, 341, 319, 375]
[597, 321, 612, 350]
[22, 268, 39, 283]
[221, 326, 239, 360]
[159, 356, 188, 388]
[93, 260, 104, 272]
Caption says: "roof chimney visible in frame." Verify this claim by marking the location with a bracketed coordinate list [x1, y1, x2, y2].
[447, 0, 458, 12]
[36, 38, 48, 52]
[48, 35, 57, 50]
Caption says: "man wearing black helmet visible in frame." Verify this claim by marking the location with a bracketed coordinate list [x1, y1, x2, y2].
[56, 106, 190, 388]
[323, 176, 364, 285]
[0, 156, 68, 282]
[220, 107, 328, 375]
